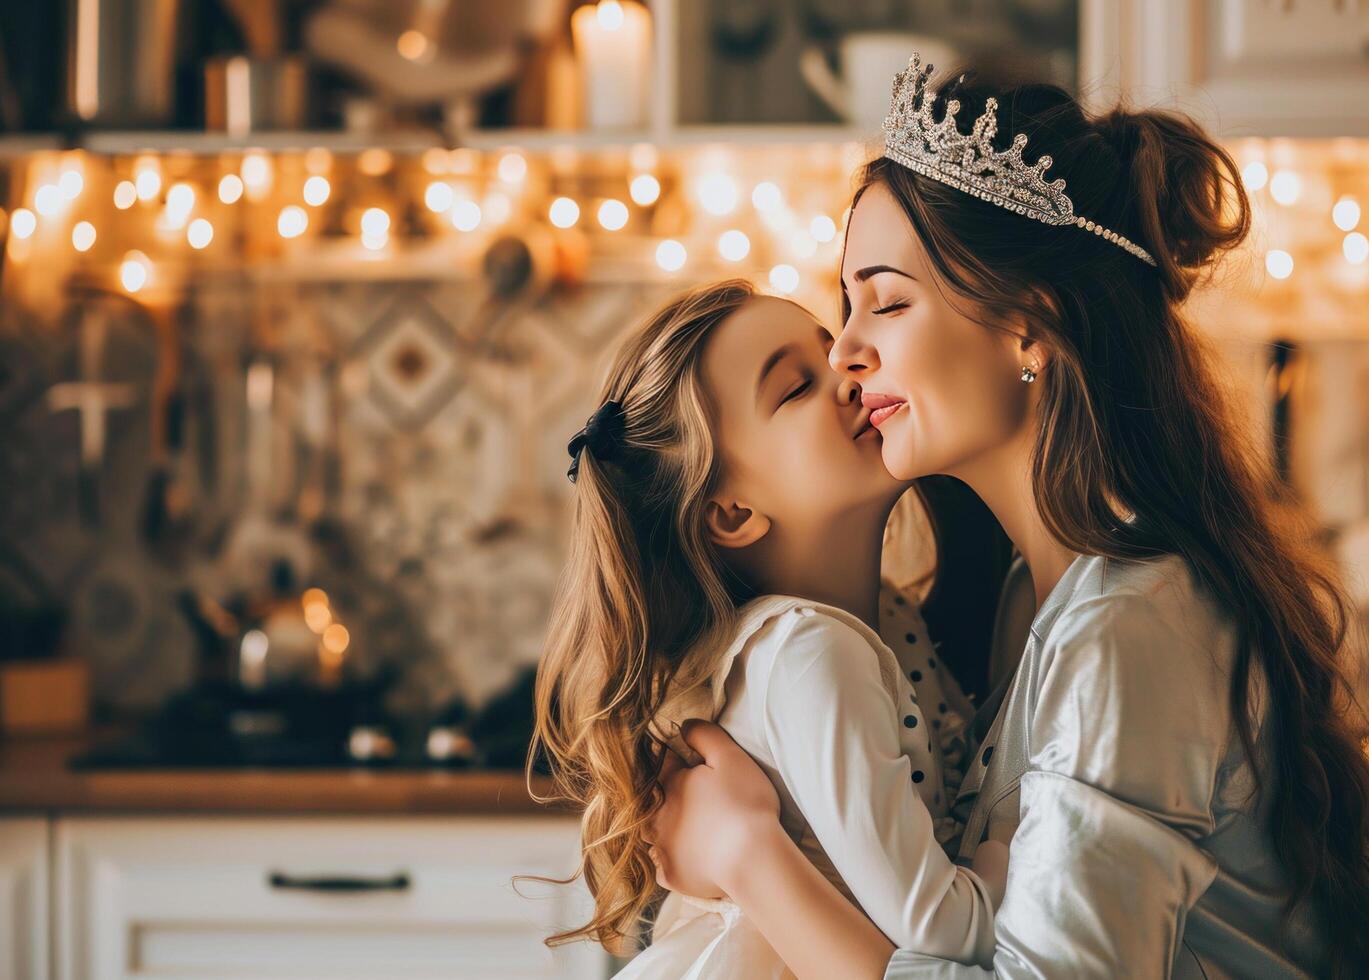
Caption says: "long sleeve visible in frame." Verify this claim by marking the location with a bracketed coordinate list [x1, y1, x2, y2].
[758, 611, 998, 966]
[883, 592, 1228, 979]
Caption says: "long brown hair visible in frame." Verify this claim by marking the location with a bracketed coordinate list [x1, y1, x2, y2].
[528, 280, 758, 953]
[848, 68, 1369, 974]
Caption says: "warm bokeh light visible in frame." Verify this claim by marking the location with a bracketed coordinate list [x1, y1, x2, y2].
[218, 173, 245, 204]
[451, 199, 482, 231]
[187, 218, 214, 249]
[277, 205, 308, 238]
[1265, 249, 1294, 279]
[360, 207, 391, 237]
[1345, 232, 1369, 265]
[396, 29, 430, 62]
[769, 263, 800, 294]
[58, 169, 84, 200]
[303, 598, 332, 633]
[549, 197, 580, 228]
[697, 173, 739, 216]
[10, 208, 36, 239]
[357, 148, 393, 177]
[135, 161, 162, 201]
[1269, 170, 1300, 206]
[598, 198, 629, 231]
[630, 174, 661, 206]
[120, 251, 150, 292]
[303, 175, 331, 207]
[597, 0, 625, 30]
[656, 239, 687, 271]
[113, 181, 137, 209]
[241, 152, 272, 191]
[482, 190, 513, 226]
[1333, 196, 1361, 232]
[33, 184, 61, 216]
[718, 229, 751, 262]
[810, 214, 837, 243]
[497, 152, 528, 184]
[751, 181, 783, 212]
[1241, 161, 1268, 192]
[424, 181, 454, 213]
[71, 221, 96, 252]
[322, 623, 350, 655]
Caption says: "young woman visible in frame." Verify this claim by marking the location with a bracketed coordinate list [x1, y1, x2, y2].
[646, 56, 1369, 978]
[530, 280, 1009, 978]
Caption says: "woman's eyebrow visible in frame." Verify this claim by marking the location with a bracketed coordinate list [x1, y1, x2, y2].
[852, 264, 915, 283]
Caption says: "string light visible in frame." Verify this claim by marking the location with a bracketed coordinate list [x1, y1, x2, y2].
[1269, 170, 1300, 206]
[241, 152, 272, 193]
[357, 148, 392, 177]
[1333, 196, 1360, 232]
[218, 173, 244, 204]
[751, 181, 783, 212]
[656, 239, 687, 271]
[303, 175, 331, 206]
[10, 208, 35, 239]
[549, 197, 580, 228]
[598, 199, 629, 231]
[277, 205, 308, 238]
[1345, 232, 1368, 265]
[497, 152, 528, 184]
[769, 263, 800, 294]
[451, 199, 482, 231]
[134, 159, 161, 201]
[58, 169, 84, 200]
[630, 174, 661, 206]
[71, 221, 96, 252]
[165, 182, 195, 227]
[424, 180, 455, 213]
[718, 229, 750, 262]
[697, 173, 739, 216]
[187, 218, 214, 249]
[322, 623, 350, 655]
[113, 181, 137, 209]
[304, 147, 332, 174]
[361, 207, 390, 250]
[120, 250, 150, 292]
[810, 214, 837, 243]
[1265, 249, 1294, 280]
[1241, 161, 1268, 192]
[34, 184, 61, 216]
[396, 29, 430, 62]
[482, 190, 513, 227]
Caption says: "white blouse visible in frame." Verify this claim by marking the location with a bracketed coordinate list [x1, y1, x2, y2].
[622, 590, 996, 978]
[884, 553, 1332, 979]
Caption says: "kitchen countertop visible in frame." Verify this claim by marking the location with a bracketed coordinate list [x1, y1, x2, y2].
[0, 727, 563, 816]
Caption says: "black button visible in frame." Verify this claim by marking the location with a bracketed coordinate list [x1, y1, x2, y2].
[903, 715, 917, 728]
[912, 770, 925, 783]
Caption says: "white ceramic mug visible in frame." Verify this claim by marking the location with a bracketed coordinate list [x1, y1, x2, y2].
[801, 34, 958, 128]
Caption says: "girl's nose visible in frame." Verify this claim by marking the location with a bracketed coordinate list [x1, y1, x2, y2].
[829, 323, 876, 377]
[836, 376, 862, 406]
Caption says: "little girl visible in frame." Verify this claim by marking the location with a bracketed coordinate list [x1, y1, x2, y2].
[531, 279, 1006, 977]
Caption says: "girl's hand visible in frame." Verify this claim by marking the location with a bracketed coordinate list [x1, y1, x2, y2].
[647, 719, 782, 899]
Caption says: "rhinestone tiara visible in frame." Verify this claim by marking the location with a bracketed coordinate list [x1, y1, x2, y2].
[881, 53, 1157, 267]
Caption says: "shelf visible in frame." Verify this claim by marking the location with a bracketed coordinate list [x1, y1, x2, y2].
[0, 124, 875, 160]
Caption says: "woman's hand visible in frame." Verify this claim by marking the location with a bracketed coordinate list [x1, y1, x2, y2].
[647, 718, 782, 899]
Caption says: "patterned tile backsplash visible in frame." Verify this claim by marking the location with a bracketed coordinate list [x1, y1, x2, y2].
[0, 274, 685, 713]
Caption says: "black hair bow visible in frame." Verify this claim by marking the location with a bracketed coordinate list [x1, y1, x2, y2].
[567, 400, 626, 484]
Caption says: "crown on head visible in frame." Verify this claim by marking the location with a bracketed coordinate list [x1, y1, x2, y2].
[881, 54, 1157, 267]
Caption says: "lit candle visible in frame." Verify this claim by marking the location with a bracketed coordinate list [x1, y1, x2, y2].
[572, 1, 652, 131]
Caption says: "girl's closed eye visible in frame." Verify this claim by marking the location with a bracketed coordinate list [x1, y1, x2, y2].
[780, 377, 813, 406]
[872, 300, 909, 315]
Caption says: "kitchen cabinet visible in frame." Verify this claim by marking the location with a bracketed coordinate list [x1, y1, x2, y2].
[50, 815, 607, 980]
[1081, 0, 1369, 136]
[0, 818, 49, 980]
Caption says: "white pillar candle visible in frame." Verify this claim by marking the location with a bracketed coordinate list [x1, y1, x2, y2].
[572, 1, 652, 131]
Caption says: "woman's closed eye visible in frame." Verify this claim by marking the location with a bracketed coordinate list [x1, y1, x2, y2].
[872, 300, 909, 315]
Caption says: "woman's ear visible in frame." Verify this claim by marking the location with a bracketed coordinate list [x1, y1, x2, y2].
[704, 497, 771, 550]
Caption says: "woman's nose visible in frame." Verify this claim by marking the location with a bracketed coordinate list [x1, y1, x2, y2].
[829, 322, 876, 377]
[836, 376, 862, 406]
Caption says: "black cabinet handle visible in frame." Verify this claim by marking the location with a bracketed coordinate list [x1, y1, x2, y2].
[268, 871, 411, 893]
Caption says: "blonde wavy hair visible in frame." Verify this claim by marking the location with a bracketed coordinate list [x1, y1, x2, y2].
[527, 279, 761, 953]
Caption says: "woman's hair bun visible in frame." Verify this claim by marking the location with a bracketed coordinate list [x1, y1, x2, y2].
[1096, 107, 1251, 301]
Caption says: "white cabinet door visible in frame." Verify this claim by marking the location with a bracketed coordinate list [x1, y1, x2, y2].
[55, 815, 608, 980]
[1080, 0, 1369, 137]
[0, 817, 49, 980]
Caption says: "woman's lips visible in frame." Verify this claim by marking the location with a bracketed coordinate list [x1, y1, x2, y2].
[861, 393, 907, 429]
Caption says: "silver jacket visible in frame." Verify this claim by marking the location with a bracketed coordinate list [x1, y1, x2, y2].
[884, 553, 1330, 979]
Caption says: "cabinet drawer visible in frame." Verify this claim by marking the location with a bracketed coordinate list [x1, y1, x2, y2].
[55, 815, 606, 979]
[0, 818, 49, 980]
